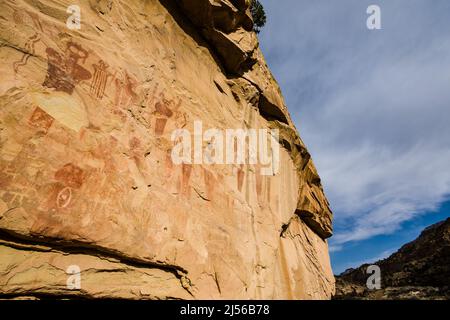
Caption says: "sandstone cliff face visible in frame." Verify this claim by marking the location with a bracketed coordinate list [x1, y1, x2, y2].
[334, 218, 450, 300]
[0, 0, 334, 299]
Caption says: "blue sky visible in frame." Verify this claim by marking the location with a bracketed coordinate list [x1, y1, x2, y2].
[258, 0, 450, 274]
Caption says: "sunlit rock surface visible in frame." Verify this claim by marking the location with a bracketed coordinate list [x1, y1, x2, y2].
[0, 0, 334, 299]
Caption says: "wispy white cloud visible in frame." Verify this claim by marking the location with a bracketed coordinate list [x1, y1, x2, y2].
[259, 0, 450, 246]
[328, 244, 343, 253]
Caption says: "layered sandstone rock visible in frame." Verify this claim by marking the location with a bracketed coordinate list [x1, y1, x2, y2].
[0, 0, 334, 299]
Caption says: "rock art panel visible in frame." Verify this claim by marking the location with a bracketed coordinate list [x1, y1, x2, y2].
[0, 0, 334, 300]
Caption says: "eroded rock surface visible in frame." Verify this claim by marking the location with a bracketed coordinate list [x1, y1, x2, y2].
[0, 0, 334, 299]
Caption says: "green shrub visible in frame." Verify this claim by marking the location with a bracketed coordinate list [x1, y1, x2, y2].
[250, 0, 267, 34]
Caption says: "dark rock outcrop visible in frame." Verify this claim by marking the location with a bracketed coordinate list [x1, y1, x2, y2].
[334, 218, 450, 300]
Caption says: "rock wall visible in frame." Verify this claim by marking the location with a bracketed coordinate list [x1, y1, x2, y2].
[0, 0, 334, 299]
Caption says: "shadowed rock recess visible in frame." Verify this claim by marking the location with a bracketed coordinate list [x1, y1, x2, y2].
[0, 0, 334, 299]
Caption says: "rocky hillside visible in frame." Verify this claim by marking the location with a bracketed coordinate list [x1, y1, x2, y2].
[334, 218, 450, 300]
[0, 0, 334, 299]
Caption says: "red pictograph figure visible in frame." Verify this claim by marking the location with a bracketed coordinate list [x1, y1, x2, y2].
[114, 71, 138, 109]
[12, 10, 44, 74]
[28, 106, 54, 134]
[42, 42, 92, 94]
[90, 60, 112, 99]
